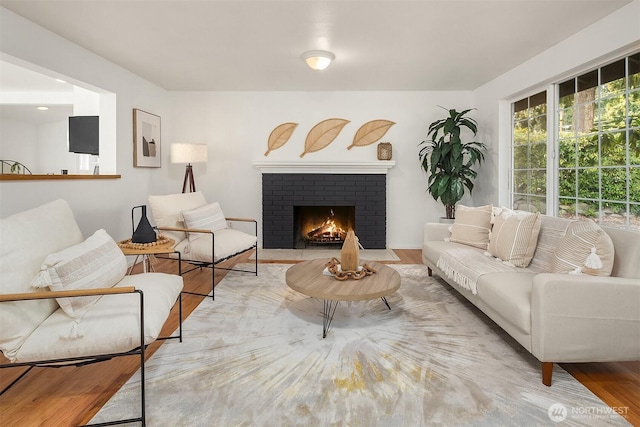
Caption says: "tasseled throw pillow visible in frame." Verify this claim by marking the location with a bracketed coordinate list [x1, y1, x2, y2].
[551, 220, 614, 276]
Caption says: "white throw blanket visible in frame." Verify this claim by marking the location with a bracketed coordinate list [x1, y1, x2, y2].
[437, 248, 518, 294]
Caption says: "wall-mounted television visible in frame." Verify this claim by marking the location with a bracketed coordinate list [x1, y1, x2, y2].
[68, 115, 99, 155]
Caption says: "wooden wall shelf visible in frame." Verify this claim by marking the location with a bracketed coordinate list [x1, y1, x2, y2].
[0, 174, 121, 181]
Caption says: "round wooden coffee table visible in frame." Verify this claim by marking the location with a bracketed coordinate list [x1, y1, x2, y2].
[285, 258, 401, 338]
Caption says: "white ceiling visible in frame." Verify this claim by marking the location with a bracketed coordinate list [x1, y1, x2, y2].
[0, 0, 633, 91]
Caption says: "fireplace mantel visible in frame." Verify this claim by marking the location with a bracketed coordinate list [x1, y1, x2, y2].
[253, 160, 395, 174]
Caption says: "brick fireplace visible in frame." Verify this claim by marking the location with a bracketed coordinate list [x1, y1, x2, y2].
[255, 161, 395, 250]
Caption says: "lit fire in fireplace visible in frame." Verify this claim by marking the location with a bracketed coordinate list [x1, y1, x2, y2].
[306, 209, 347, 243]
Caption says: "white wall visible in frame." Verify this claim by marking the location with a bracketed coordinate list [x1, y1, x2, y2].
[472, 0, 640, 209]
[2, 1, 637, 249]
[0, 7, 172, 242]
[166, 91, 473, 248]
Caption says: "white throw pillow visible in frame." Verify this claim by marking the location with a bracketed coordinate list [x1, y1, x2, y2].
[487, 209, 541, 268]
[449, 204, 493, 249]
[551, 220, 614, 276]
[182, 202, 228, 242]
[148, 191, 208, 243]
[32, 229, 127, 318]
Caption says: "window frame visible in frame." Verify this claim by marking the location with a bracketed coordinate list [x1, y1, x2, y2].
[509, 51, 639, 230]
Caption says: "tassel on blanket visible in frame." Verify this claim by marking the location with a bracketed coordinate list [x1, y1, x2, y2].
[584, 246, 603, 269]
[61, 319, 83, 340]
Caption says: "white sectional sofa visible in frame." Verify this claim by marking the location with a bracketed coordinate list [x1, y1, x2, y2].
[422, 208, 640, 386]
[0, 199, 183, 425]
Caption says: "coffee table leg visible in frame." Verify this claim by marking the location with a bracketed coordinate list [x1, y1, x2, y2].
[381, 297, 391, 310]
[323, 299, 340, 338]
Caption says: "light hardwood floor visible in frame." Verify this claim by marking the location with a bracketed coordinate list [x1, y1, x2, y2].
[0, 249, 638, 426]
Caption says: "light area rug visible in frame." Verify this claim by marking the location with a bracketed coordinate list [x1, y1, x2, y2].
[91, 264, 629, 426]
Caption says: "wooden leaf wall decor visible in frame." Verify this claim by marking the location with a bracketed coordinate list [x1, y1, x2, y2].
[264, 122, 298, 156]
[347, 119, 396, 150]
[300, 118, 351, 158]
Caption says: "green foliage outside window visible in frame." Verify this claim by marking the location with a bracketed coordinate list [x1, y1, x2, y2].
[513, 53, 640, 227]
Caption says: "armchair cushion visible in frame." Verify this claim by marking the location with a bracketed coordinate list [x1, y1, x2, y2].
[181, 202, 228, 242]
[176, 228, 258, 263]
[0, 199, 84, 361]
[32, 229, 127, 318]
[14, 273, 182, 363]
[148, 191, 207, 243]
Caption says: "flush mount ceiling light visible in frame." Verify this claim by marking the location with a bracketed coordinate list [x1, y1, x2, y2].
[302, 50, 335, 71]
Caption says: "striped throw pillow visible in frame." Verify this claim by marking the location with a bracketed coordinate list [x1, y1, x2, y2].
[32, 229, 127, 318]
[449, 204, 493, 249]
[181, 202, 228, 242]
[551, 220, 614, 276]
[487, 210, 541, 267]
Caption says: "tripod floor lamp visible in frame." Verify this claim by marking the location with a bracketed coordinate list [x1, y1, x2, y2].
[170, 143, 208, 193]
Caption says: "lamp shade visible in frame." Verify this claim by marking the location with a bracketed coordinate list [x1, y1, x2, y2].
[170, 143, 208, 164]
[302, 50, 335, 71]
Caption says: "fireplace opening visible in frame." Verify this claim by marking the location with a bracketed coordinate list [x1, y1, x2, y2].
[294, 206, 355, 249]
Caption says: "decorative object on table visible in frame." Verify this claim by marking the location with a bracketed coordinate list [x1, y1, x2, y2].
[131, 205, 157, 244]
[377, 142, 392, 160]
[170, 143, 208, 193]
[264, 122, 298, 156]
[348, 119, 395, 150]
[325, 257, 376, 280]
[118, 235, 173, 250]
[133, 109, 161, 168]
[340, 229, 360, 271]
[418, 107, 487, 220]
[300, 118, 350, 157]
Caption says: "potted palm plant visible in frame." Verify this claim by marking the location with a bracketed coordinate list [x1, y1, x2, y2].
[418, 108, 487, 219]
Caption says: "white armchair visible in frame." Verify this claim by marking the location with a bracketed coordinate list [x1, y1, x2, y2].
[0, 199, 183, 426]
[148, 191, 258, 299]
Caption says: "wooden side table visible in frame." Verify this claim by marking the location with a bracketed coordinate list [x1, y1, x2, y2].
[118, 239, 181, 276]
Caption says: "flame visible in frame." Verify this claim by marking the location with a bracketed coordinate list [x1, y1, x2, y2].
[306, 209, 347, 241]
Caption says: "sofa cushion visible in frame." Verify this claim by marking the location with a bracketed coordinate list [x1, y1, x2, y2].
[488, 209, 541, 268]
[32, 229, 127, 318]
[0, 199, 84, 361]
[449, 204, 493, 249]
[176, 228, 257, 263]
[476, 272, 536, 335]
[14, 273, 183, 363]
[181, 202, 228, 242]
[148, 191, 207, 243]
[551, 220, 615, 276]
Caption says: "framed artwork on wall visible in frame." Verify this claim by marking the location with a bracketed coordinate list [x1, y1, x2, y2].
[133, 109, 161, 168]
